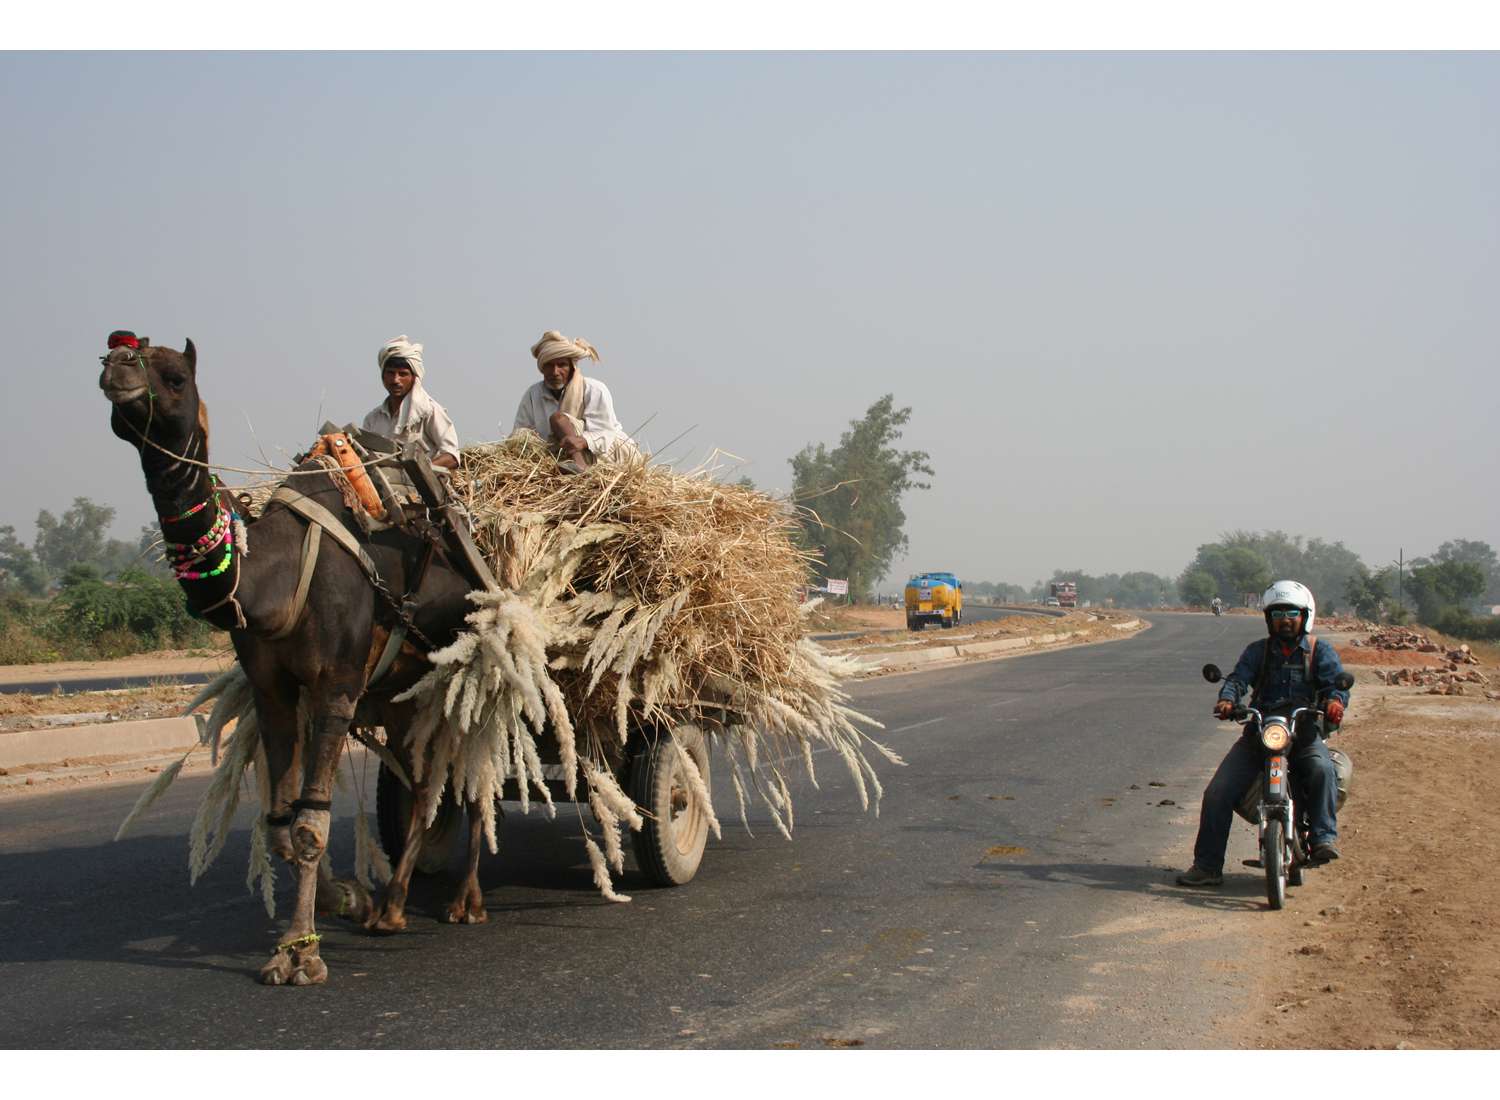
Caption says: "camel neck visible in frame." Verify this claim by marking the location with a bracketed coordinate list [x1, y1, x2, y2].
[141, 424, 213, 520]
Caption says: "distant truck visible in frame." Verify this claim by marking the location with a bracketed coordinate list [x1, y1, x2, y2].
[1049, 581, 1078, 609]
[905, 572, 963, 630]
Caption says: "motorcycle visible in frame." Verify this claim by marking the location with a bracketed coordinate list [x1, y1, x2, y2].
[1200, 663, 1355, 909]
[1211, 602, 1224, 616]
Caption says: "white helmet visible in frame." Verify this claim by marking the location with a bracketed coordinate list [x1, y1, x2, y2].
[1261, 579, 1316, 633]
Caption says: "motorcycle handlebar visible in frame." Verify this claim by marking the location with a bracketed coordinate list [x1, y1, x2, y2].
[1214, 702, 1330, 725]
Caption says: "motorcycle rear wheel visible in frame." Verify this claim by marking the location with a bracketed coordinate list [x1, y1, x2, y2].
[1264, 819, 1287, 910]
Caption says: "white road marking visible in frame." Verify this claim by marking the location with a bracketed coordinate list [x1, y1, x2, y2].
[887, 717, 945, 734]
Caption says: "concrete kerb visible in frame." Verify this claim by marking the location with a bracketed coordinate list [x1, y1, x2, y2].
[0, 715, 200, 772]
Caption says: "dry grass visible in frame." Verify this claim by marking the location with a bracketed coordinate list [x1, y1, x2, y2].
[449, 436, 822, 743]
[392, 438, 899, 893]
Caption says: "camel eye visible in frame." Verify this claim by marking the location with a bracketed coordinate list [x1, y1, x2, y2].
[163, 372, 187, 391]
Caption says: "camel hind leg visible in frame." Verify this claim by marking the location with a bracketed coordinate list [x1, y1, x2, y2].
[444, 798, 492, 925]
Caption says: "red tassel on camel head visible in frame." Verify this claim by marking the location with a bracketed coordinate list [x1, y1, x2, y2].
[107, 330, 141, 350]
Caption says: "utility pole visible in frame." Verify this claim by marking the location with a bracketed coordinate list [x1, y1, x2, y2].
[1391, 548, 1404, 612]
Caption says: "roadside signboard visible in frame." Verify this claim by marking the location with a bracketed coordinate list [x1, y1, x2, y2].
[826, 578, 849, 595]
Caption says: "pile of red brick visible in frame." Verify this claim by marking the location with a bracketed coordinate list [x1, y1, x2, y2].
[1365, 643, 1496, 697]
[1349, 626, 1439, 651]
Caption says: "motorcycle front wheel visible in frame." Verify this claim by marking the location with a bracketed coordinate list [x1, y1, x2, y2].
[1263, 818, 1287, 909]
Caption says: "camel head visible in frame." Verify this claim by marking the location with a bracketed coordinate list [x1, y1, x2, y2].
[99, 334, 210, 453]
[99, 333, 212, 509]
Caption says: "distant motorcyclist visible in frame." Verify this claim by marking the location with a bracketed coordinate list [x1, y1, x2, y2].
[1211, 596, 1224, 616]
[1177, 580, 1351, 888]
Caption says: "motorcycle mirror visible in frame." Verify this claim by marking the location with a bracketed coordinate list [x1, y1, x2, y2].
[1334, 672, 1354, 690]
[1202, 663, 1222, 683]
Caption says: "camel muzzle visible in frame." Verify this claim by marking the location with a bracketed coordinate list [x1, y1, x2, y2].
[99, 350, 148, 405]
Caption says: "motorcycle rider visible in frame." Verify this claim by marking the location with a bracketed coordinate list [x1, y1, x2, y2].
[1211, 596, 1224, 616]
[1177, 580, 1351, 888]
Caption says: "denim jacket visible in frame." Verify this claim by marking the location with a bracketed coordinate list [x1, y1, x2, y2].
[1218, 635, 1350, 714]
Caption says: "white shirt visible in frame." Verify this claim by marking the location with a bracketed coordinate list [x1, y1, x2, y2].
[362, 387, 461, 462]
[509, 376, 637, 461]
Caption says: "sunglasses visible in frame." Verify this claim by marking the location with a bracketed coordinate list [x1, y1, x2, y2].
[1268, 608, 1303, 620]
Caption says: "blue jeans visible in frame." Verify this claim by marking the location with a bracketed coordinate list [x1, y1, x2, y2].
[1191, 731, 1339, 875]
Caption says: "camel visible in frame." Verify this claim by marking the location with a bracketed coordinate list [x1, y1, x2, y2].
[100, 335, 494, 985]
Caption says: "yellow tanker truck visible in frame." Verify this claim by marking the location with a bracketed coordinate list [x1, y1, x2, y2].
[904, 571, 963, 630]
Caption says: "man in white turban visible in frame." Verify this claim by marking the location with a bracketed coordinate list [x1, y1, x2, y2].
[509, 330, 638, 469]
[363, 335, 461, 470]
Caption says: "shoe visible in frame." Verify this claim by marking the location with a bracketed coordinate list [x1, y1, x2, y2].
[1176, 865, 1223, 887]
[1310, 842, 1341, 863]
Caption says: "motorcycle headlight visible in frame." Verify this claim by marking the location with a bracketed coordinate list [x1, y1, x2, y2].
[1260, 722, 1291, 752]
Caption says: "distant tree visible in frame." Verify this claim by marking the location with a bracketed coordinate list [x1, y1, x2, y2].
[790, 395, 933, 601]
[1407, 560, 1486, 624]
[1421, 539, 1500, 603]
[33, 497, 118, 579]
[1114, 571, 1177, 608]
[1345, 564, 1398, 620]
[1210, 530, 1363, 610]
[1182, 542, 1272, 601]
[968, 579, 1030, 602]
[1179, 570, 1217, 607]
[0, 525, 48, 596]
[734, 475, 756, 490]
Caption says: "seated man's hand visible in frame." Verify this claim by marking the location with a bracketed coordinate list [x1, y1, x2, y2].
[1214, 700, 1235, 720]
[1326, 699, 1345, 724]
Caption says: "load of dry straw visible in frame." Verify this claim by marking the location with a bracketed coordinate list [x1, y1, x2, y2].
[120, 434, 899, 905]
[396, 435, 899, 896]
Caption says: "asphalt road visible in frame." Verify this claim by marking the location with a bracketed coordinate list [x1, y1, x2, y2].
[0, 672, 216, 696]
[0, 612, 1271, 1049]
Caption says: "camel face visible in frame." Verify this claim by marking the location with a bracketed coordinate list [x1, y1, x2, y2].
[100, 339, 201, 451]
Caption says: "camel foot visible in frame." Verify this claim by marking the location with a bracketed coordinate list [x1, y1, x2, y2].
[259, 938, 327, 986]
[364, 903, 408, 935]
[319, 878, 374, 923]
[443, 890, 488, 925]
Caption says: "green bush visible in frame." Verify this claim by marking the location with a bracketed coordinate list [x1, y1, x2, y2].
[0, 594, 61, 664]
[1432, 608, 1500, 642]
[49, 568, 213, 653]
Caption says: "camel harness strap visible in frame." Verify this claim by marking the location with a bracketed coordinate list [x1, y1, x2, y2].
[265, 485, 434, 652]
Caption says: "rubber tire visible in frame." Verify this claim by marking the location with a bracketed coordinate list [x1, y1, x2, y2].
[629, 725, 711, 887]
[1264, 818, 1287, 910]
[375, 762, 460, 876]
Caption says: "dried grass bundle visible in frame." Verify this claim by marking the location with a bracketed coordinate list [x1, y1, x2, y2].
[393, 436, 900, 896]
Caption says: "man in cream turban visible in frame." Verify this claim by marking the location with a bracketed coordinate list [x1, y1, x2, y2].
[363, 335, 461, 470]
[509, 330, 638, 469]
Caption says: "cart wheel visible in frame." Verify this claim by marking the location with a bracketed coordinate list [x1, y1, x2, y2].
[629, 724, 711, 886]
[375, 762, 460, 876]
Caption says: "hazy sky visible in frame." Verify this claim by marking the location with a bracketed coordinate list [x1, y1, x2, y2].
[3, 52, 1496, 591]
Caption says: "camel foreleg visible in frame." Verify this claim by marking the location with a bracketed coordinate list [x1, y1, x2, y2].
[260, 705, 350, 986]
